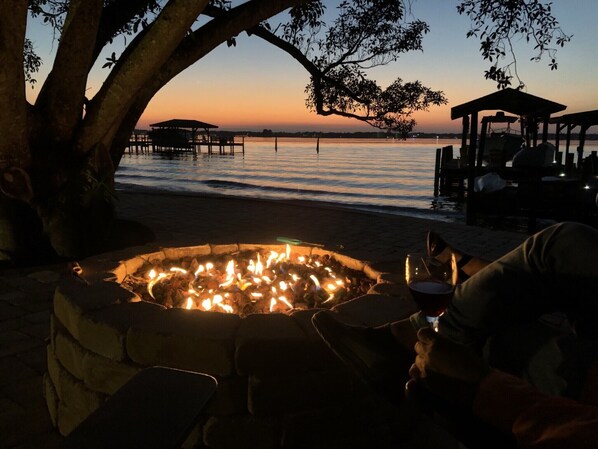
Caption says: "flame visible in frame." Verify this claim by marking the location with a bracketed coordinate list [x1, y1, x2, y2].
[140, 243, 361, 315]
[219, 277, 235, 288]
[147, 272, 168, 299]
[225, 260, 235, 276]
[255, 254, 263, 275]
[278, 296, 293, 309]
[323, 293, 336, 304]
[266, 251, 278, 268]
[217, 303, 234, 313]
[309, 274, 321, 289]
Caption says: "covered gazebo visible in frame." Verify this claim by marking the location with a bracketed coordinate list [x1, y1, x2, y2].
[451, 88, 566, 225]
[149, 119, 219, 152]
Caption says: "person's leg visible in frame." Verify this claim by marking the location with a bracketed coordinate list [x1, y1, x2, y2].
[439, 222, 598, 350]
[311, 312, 413, 403]
[427, 231, 492, 280]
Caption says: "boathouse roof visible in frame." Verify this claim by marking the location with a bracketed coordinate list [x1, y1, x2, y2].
[149, 119, 218, 130]
[549, 110, 598, 127]
[451, 88, 566, 120]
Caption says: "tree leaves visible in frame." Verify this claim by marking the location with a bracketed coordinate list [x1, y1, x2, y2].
[457, 0, 572, 89]
[102, 52, 118, 69]
[277, 0, 444, 132]
[23, 38, 42, 87]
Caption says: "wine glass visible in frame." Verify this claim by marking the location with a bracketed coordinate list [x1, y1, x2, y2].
[405, 253, 457, 332]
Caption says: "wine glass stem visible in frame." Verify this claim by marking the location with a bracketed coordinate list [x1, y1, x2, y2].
[426, 315, 440, 332]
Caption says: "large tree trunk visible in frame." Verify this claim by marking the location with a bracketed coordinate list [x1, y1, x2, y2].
[0, 141, 118, 261]
[0, 1, 42, 261]
[0, 0, 308, 261]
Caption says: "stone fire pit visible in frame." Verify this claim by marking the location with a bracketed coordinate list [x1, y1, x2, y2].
[44, 243, 417, 449]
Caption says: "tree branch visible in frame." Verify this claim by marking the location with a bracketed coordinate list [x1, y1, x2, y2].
[93, 0, 158, 62]
[251, 24, 445, 130]
[76, 0, 211, 154]
[155, 0, 308, 86]
[103, 0, 308, 159]
[248, 26, 375, 108]
[33, 0, 103, 147]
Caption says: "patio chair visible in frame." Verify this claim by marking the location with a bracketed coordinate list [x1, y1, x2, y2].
[60, 366, 217, 449]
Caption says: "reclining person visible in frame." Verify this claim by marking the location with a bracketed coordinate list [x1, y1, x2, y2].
[312, 222, 598, 448]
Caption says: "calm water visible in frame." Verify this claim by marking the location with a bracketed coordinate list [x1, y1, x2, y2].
[129, 136, 598, 223]
[116, 137, 463, 222]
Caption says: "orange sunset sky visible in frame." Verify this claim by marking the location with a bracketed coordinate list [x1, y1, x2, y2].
[26, 1, 598, 133]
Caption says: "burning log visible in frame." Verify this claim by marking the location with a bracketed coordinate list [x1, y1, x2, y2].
[123, 246, 373, 317]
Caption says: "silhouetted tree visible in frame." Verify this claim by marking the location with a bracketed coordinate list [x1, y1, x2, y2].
[0, 0, 570, 259]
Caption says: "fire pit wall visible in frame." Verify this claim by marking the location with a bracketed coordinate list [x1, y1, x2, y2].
[44, 243, 417, 449]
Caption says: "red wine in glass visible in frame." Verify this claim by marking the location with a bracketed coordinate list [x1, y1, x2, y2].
[408, 280, 454, 317]
[405, 253, 457, 331]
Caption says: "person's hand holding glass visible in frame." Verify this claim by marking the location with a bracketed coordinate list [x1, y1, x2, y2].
[405, 253, 457, 332]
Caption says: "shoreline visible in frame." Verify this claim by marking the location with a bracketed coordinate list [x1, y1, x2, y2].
[115, 183, 463, 224]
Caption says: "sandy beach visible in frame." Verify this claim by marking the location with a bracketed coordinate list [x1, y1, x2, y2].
[0, 190, 528, 448]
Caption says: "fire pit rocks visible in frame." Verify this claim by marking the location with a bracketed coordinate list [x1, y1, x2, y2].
[44, 243, 417, 449]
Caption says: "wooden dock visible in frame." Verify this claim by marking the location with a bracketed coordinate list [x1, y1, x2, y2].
[433, 143, 598, 231]
[125, 133, 245, 155]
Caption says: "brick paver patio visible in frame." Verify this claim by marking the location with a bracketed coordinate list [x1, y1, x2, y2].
[0, 190, 528, 448]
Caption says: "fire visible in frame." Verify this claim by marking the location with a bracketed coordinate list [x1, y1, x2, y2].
[129, 246, 370, 317]
[309, 275, 321, 289]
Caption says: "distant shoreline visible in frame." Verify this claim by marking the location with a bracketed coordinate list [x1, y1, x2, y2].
[132, 129, 598, 141]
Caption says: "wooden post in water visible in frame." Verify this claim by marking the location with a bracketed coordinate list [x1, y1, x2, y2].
[433, 148, 441, 196]
[316, 137, 320, 154]
[242, 135, 245, 155]
[275, 137, 278, 152]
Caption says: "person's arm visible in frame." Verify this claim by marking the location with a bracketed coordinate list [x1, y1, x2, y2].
[411, 328, 598, 449]
[475, 369, 598, 449]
